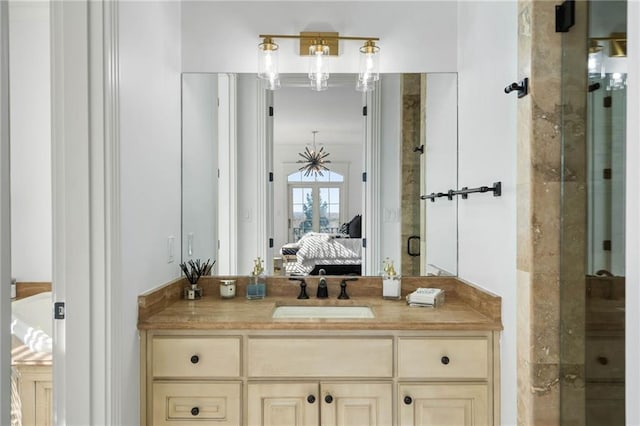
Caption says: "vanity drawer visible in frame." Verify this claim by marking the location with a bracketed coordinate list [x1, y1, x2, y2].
[152, 381, 241, 425]
[152, 336, 240, 378]
[586, 336, 624, 380]
[398, 337, 489, 379]
[247, 337, 393, 377]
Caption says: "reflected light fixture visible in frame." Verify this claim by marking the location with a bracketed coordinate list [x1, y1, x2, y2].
[297, 130, 331, 177]
[257, 32, 380, 92]
[588, 33, 628, 91]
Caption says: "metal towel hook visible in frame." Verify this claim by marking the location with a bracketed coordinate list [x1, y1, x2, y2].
[504, 78, 529, 98]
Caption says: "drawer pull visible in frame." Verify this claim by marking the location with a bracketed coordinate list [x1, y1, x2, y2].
[190, 355, 199, 364]
[325, 395, 334, 404]
[191, 407, 199, 416]
[307, 395, 316, 404]
[441, 356, 450, 365]
[404, 396, 413, 405]
[597, 356, 609, 366]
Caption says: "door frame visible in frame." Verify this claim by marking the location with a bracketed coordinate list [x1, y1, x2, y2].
[50, 1, 121, 424]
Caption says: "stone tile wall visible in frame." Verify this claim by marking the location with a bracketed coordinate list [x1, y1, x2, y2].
[517, 1, 587, 424]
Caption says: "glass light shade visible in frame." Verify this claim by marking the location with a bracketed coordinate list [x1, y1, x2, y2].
[355, 76, 374, 92]
[265, 76, 281, 91]
[258, 39, 279, 81]
[308, 42, 330, 83]
[588, 40, 604, 78]
[358, 41, 380, 84]
[310, 77, 329, 91]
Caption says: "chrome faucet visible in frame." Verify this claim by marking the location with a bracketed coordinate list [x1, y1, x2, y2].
[316, 270, 328, 299]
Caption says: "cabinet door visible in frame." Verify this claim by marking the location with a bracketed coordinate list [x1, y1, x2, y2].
[321, 382, 393, 426]
[152, 382, 241, 426]
[248, 382, 319, 426]
[399, 384, 488, 426]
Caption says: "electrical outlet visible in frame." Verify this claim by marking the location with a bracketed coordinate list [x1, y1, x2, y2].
[167, 236, 175, 263]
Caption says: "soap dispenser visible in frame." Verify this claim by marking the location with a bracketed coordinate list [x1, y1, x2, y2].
[382, 258, 401, 300]
[246, 257, 266, 299]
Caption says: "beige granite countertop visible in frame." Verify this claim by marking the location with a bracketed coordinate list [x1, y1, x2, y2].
[138, 276, 502, 331]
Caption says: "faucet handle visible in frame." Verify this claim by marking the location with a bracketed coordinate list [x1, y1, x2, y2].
[289, 277, 309, 299]
[337, 279, 350, 299]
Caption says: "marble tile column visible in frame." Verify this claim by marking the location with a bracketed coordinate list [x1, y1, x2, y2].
[517, 1, 587, 425]
[400, 74, 422, 276]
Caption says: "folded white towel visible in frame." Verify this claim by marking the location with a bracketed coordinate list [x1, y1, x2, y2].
[406, 288, 445, 307]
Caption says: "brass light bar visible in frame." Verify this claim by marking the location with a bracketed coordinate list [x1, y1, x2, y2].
[258, 32, 380, 57]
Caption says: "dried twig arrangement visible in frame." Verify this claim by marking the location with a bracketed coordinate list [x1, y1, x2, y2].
[179, 259, 214, 285]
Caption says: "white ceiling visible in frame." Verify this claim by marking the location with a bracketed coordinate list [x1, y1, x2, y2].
[273, 74, 365, 146]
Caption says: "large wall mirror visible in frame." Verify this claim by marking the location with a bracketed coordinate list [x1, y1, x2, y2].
[181, 73, 458, 277]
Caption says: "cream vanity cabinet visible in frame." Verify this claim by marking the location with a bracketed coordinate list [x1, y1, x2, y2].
[246, 336, 394, 425]
[397, 336, 492, 426]
[145, 335, 243, 426]
[141, 331, 498, 426]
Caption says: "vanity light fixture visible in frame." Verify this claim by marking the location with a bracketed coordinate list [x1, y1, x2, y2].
[257, 32, 380, 92]
[297, 130, 331, 177]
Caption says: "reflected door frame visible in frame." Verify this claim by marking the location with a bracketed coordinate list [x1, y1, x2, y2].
[261, 74, 381, 274]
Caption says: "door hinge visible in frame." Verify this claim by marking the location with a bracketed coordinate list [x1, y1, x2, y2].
[362, 106, 367, 116]
[603, 168, 612, 180]
[269, 172, 274, 182]
[269, 106, 274, 116]
[603, 96, 612, 108]
[362, 238, 367, 248]
[603, 240, 611, 251]
[269, 238, 274, 248]
[54, 302, 65, 320]
[555, 0, 575, 32]
[362, 172, 367, 182]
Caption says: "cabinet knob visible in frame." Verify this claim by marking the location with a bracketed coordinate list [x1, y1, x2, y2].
[190, 355, 200, 364]
[191, 407, 199, 416]
[325, 395, 334, 404]
[307, 395, 316, 404]
[404, 396, 413, 405]
[597, 356, 609, 365]
[441, 356, 450, 365]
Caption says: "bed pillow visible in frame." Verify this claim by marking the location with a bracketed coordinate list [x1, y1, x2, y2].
[348, 214, 362, 238]
[338, 222, 350, 236]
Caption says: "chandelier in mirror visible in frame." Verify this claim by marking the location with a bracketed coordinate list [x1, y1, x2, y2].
[257, 31, 380, 92]
[297, 130, 331, 177]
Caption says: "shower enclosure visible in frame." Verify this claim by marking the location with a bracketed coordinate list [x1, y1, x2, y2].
[561, 1, 627, 424]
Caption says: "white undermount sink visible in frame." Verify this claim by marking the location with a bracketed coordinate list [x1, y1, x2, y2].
[272, 305, 375, 319]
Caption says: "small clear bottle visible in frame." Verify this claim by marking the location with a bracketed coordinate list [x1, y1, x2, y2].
[246, 257, 266, 299]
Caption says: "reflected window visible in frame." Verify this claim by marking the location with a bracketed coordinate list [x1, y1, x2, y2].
[287, 171, 344, 241]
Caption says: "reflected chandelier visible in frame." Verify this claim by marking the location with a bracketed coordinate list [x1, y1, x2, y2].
[297, 131, 331, 177]
[257, 31, 380, 92]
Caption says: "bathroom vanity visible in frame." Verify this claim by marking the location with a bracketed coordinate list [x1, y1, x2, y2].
[138, 276, 502, 426]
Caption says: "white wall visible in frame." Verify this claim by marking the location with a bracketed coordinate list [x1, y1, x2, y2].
[236, 74, 262, 274]
[181, 74, 219, 267]
[626, 1, 639, 423]
[457, 1, 518, 425]
[379, 74, 402, 271]
[424, 73, 458, 276]
[8, 1, 51, 282]
[181, 1, 457, 73]
[118, 1, 182, 423]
